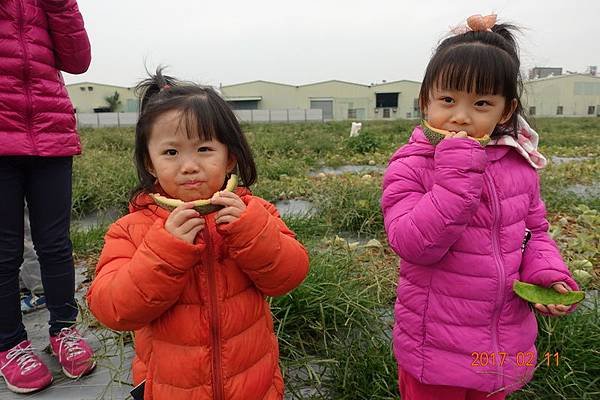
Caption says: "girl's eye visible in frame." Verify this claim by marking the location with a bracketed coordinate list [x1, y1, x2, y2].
[475, 100, 491, 107]
[198, 147, 211, 152]
[442, 97, 454, 103]
[165, 149, 177, 156]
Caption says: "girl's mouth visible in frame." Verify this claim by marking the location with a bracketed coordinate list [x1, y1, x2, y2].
[182, 180, 205, 188]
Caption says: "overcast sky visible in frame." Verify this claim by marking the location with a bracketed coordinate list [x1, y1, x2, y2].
[63, 0, 600, 88]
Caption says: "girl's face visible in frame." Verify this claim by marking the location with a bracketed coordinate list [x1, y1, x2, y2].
[146, 110, 236, 201]
[425, 87, 517, 138]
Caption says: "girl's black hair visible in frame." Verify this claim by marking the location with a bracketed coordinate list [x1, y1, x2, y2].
[130, 67, 257, 207]
[418, 23, 524, 139]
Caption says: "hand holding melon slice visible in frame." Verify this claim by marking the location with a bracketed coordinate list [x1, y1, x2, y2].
[150, 174, 238, 215]
[422, 120, 491, 146]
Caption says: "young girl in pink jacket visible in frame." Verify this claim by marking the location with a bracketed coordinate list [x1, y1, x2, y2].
[0, 0, 95, 393]
[381, 15, 579, 399]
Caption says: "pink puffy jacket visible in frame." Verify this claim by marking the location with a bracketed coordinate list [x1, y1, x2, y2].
[0, 0, 90, 156]
[381, 125, 578, 393]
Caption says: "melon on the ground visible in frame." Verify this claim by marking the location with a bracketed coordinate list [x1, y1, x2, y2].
[513, 280, 585, 305]
[422, 120, 491, 146]
[150, 174, 238, 215]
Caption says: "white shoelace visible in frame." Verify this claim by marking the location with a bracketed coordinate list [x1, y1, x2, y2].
[56, 328, 85, 361]
[0, 343, 41, 375]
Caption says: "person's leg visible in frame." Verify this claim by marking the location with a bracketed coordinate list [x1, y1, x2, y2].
[20, 202, 46, 313]
[0, 157, 51, 393]
[26, 156, 95, 378]
[398, 367, 467, 400]
[0, 157, 27, 351]
[26, 156, 77, 335]
[21, 203, 44, 295]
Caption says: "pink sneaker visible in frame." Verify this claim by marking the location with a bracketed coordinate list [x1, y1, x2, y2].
[49, 327, 96, 378]
[0, 340, 53, 393]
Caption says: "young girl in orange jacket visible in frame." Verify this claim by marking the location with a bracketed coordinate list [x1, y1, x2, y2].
[87, 69, 310, 400]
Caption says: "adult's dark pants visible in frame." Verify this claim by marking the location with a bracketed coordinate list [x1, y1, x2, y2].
[0, 156, 77, 351]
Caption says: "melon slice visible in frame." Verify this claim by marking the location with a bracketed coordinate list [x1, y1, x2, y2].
[422, 120, 491, 146]
[513, 280, 585, 306]
[149, 174, 238, 215]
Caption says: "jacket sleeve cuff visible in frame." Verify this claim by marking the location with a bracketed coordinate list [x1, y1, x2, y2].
[217, 197, 270, 249]
[434, 138, 488, 172]
[143, 220, 205, 272]
[525, 267, 579, 292]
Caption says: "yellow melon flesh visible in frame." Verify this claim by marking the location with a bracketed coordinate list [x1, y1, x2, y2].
[149, 174, 238, 215]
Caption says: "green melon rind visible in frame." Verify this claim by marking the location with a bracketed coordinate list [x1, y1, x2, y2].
[150, 174, 238, 215]
[475, 136, 491, 146]
[422, 124, 446, 146]
[512, 280, 585, 305]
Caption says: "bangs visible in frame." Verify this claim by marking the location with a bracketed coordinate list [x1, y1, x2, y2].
[424, 43, 517, 100]
[177, 95, 219, 142]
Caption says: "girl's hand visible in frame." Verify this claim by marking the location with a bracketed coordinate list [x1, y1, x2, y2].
[443, 131, 480, 142]
[164, 203, 205, 244]
[211, 191, 246, 224]
[533, 282, 571, 316]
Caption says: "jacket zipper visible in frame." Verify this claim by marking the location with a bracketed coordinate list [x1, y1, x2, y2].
[16, 0, 35, 153]
[204, 219, 224, 400]
[484, 173, 505, 389]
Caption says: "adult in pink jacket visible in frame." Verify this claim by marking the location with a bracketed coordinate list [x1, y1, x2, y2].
[0, 0, 95, 394]
[381, 18, 579, 399]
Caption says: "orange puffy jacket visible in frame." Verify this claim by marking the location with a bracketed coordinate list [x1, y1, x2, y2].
[87, 189, 309, 400]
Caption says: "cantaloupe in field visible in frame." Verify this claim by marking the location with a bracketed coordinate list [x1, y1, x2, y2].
[422, 120, 491, 146]
[150, 174, 238, 215]
[513, 280, 585, 305]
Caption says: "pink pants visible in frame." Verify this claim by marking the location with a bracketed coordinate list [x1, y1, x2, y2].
[399, 369, 507, 400]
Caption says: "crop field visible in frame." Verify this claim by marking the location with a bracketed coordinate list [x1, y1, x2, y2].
[71, 117, 599, 399]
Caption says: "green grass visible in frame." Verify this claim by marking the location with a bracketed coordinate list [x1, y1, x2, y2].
[71, 117, 600, 399]
[72, 128, 136, 218]
[513, 301, 600, 400]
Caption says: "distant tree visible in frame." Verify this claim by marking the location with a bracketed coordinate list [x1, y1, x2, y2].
[105, 91, 122, 112]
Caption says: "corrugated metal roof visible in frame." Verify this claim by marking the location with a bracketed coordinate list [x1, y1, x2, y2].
[225, 96, 263, 101]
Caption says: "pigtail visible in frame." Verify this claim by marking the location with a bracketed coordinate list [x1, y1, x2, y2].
[135, 66, 178, 114]
[488, 23, 528, 135]
[490, 23, 521, 62]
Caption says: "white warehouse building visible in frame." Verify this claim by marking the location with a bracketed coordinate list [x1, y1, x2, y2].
[221, 74, 600, 121]
[64, 73, 600, 124]
[522, 74, 600, 117]
[220, 79, 422, 121]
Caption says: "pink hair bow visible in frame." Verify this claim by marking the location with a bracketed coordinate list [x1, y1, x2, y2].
[451, 13, 497, 34]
